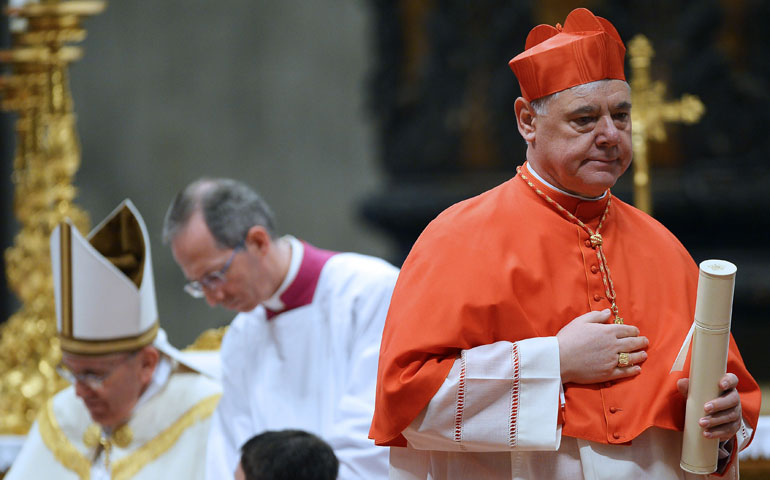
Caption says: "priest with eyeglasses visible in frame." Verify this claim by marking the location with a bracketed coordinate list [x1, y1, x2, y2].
[163, 178, 400, 480]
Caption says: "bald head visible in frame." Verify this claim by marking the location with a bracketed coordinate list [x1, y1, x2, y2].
[163, 178, 276, 249]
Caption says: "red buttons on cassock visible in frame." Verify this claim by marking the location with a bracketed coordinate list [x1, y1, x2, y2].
[591, 265, 599, 274]
[594, 294, 602, 302]
[613, 432, 620, 439]
[609, 407, 618, 414]
[585, 240, 592, 247]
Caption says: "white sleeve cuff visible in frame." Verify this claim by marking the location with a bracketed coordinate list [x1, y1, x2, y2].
[405, 337, 562, 452]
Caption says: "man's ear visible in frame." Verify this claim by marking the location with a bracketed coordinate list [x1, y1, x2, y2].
[245, 226, 271, 256]
[138, 346, 159, 384]
[514, 97, 537, 144]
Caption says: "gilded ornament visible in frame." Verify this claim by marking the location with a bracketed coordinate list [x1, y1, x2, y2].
[112, 424, 134, 448]
[184, 326, 228, 351]
[0, 0, 104, 435]
[618, 352, 631, 368]
[82, 423, 101, 448]
[628, 35, 705, 215]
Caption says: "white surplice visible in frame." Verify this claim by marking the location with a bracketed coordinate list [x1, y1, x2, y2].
[205, 237, 399, 480]
[391, 339, 754, 480]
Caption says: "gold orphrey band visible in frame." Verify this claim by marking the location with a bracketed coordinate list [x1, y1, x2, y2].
[60, 223, 73, 336]
[59, 323, 160, 356]
[517, 166, 624, 325]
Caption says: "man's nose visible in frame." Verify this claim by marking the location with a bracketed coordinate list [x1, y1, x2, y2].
[74, 379, 95, 398]
[203, 286, 224, 307]
[595, 115, 620, 146]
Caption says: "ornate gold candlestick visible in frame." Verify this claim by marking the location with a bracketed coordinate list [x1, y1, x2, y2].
[628, 35, 705, 215]
[0, 0, 104, 435]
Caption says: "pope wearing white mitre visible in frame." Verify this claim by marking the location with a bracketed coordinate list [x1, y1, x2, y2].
[6, 199, 221, 480]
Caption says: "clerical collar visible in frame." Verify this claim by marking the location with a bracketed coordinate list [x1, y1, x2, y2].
[262, 236, 303, 311]
[525, 162, 607, 201]
[262, 236, 337, 319]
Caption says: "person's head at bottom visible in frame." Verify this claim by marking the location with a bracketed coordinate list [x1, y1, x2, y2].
[235, 430, 339, 480]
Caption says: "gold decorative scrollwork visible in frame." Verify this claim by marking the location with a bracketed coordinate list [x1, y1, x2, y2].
[0, 0, 105, 435]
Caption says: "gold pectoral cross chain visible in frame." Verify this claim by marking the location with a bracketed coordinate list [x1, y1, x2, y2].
[518, 167, 624, 325]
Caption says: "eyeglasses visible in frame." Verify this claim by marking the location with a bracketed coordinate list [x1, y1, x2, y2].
[184, 245, 243, 298]
[56, 352, 139, 390]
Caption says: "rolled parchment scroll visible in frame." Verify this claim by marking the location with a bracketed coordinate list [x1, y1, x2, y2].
[680, 259, 737, 474]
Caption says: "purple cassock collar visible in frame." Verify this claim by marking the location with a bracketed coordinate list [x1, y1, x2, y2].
[263, 237, 337, 320]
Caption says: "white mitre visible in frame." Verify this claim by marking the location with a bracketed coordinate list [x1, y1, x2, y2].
[51, 199, 158, 354]
[50, 199, 220, 379]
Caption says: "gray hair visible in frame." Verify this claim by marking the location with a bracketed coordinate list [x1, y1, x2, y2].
[162, 178, 276, 248]
[529, 79, 629, 116]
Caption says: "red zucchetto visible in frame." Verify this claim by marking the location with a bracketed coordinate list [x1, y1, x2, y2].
[509, 8, 626, 101]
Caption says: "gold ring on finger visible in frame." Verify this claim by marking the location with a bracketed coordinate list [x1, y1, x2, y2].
[618, 352, 630, 368]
